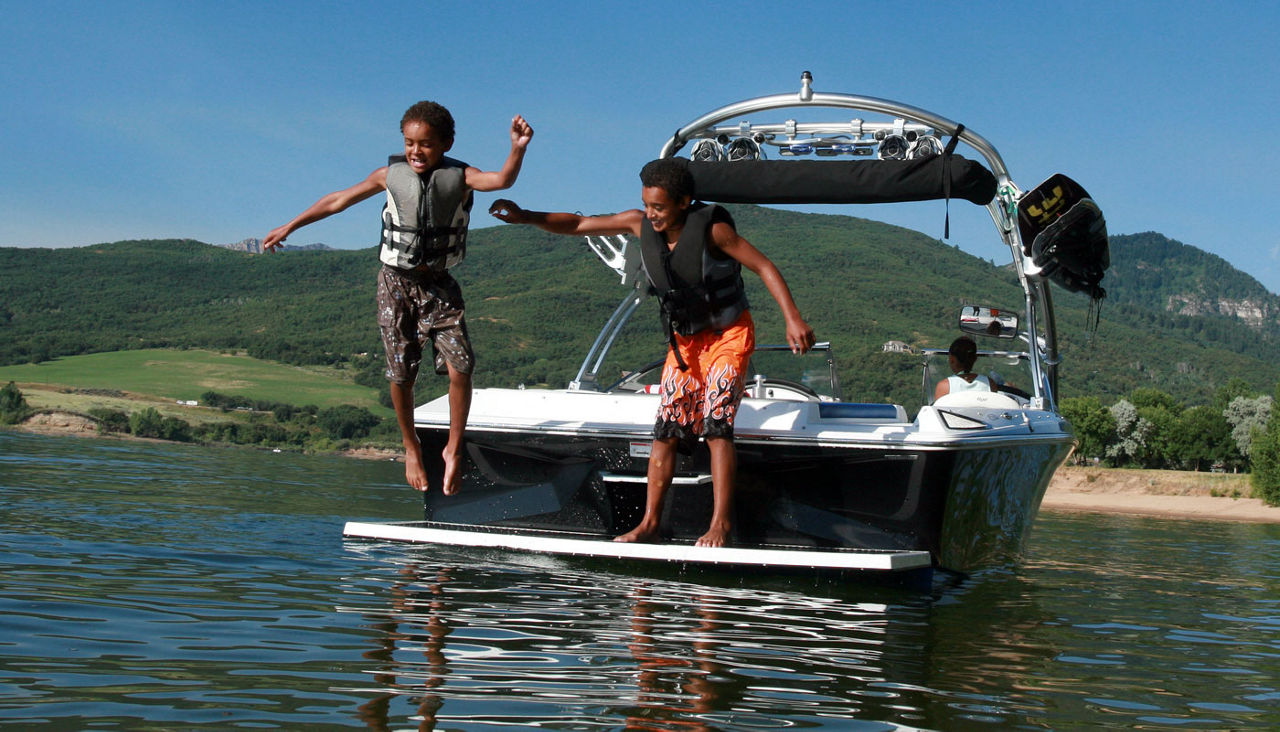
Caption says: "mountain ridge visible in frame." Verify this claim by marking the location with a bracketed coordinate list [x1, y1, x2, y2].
[1, 207, 1275, 408]
[1107, 231, 1279, 331]
[220, 237, 333, 254]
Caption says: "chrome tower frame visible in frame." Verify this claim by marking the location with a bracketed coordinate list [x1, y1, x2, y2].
[573, 72, 1059, 410]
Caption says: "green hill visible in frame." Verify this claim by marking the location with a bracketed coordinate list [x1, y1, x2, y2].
[0, 239, 375, 366]
[2, 209, 1277, 410]
[0, 348, 387, 413]
[1108, 232, 1279, 313]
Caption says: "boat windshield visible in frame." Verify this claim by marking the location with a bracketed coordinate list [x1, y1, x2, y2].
[919, 347, 1034, 407]
[604, 343, 839, 401]
[747, 343, 840, 400]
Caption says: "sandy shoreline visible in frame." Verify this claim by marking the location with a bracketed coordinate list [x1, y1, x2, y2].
[1041, 466, 1279, 523]
[10, 419, 1279, 523]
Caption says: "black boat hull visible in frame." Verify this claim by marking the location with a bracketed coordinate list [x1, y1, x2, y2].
[417, 426, 1072, 574]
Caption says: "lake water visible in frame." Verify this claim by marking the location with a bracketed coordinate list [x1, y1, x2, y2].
[2, 430, 1279, 730]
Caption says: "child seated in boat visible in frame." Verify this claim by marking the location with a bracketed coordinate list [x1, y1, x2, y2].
[488, 157, 814, 547]
[262, 102, 534, 495]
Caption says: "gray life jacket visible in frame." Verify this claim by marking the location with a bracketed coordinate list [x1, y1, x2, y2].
[639, 203, 749, 337]
[379, 155, 472, 270]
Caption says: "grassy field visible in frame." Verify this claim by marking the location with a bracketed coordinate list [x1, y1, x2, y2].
[0, 349, 390, 416]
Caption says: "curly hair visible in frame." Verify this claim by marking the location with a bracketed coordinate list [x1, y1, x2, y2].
[639, 158, 695, 201]
[400, 101, 455, 143]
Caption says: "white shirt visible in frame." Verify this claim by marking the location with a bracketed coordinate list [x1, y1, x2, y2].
[947, 373, 992, 393]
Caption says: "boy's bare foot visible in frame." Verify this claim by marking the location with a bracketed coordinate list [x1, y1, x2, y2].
[405, 441, 429, 492]
[695, 523, 731, 548]
[614, 521, 660, 543]
[441, 445, 462, 496]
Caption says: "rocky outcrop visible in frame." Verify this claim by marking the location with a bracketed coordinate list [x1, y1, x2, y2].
[223, 237, 265, 253]
[1167, 295, 1276, 328]
[20, 410, 99, 434]
[221, 238, 333, 254]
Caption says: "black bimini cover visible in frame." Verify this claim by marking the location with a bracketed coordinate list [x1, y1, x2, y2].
[682, 156, 997, 206]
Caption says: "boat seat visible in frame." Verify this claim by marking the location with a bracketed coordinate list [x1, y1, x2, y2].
[817, 402, 909, 423]
[933, 391, 1022, 409]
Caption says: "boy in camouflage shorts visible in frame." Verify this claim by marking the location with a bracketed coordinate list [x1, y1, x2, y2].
[264, 101, 533, 494]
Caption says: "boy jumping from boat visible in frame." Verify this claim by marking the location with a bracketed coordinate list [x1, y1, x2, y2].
[488, 158, 814, 547]
[263, 101, 534, 495]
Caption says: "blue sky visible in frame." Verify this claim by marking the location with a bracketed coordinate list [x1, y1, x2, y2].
[3, 1, 1279, 292]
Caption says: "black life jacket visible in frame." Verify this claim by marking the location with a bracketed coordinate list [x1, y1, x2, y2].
[1017, 173, 1110, 335]
[639, 203, 749, 338]
[1017, 173, 1109, 300]
[379, 155, 472, 271]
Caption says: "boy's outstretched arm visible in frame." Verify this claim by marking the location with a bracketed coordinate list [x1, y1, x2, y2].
[466, 115, 535, 192]
[711, 222, 816, 354]
[489, 199, 643, 237]
[263, 169, 387, 251]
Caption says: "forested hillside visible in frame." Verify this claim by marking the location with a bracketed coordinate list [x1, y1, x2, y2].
[1108, 232, 1280, 319]
[0, 239, 376, 366]
[2, 208, 1277, 409]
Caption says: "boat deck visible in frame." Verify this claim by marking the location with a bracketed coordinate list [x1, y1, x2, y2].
[343, 521, 933, 573]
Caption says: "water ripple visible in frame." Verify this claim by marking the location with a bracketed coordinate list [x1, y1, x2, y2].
[3, 432, 1280, 728]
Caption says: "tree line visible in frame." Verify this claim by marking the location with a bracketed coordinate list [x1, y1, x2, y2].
[1, 382, 390, 451]
[1060, 377, 1280, 504]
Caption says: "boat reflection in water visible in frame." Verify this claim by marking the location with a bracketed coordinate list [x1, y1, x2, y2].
[347, 71, 1106, 581]
[335, 551, 1056, 729]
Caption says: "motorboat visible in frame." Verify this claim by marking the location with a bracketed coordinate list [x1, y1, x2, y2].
[345, 72, 1108, 582]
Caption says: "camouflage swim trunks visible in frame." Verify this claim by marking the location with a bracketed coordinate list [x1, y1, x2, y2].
[654, 309, 754, 441]
[376, 265, 475, 383]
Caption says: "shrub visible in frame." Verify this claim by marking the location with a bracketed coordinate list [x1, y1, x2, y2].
[318, 404, 382, 440]
[129, 408, 166, 438]
[88, 408, 130, 434]
[1060, 396, 1115, 464]
[0, 382, 31, 425]
[1251, 424, 1280, 505]
[159, 415, 192, 442]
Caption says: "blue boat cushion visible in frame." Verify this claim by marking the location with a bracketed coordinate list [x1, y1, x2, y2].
[818, 402, 904, 421]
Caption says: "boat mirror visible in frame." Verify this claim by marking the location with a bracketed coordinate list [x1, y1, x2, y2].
[958, 305, 1018, 339]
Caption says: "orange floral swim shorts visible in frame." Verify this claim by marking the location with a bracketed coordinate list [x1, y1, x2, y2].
[654, 310, 755, 441]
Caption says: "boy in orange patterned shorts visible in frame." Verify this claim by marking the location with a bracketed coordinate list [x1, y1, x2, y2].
[489, 158, 814, 547]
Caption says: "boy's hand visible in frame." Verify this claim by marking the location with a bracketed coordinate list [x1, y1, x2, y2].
[510, 115, 533, 149]
[488, 199, 527, 223]
[263, 225, 289, 252]
[786, 317, 816, 355]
